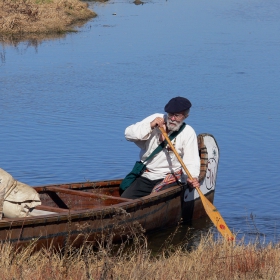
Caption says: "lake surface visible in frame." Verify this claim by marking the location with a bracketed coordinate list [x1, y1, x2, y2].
[1, 0, 280, 246]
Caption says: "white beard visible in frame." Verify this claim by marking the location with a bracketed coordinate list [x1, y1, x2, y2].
[167, 118, 184, 132]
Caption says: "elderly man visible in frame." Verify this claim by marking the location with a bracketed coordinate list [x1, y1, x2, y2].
[121, 96, 200, 199]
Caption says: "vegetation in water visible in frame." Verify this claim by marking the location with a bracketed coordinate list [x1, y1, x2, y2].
[0, 0, 97, 35]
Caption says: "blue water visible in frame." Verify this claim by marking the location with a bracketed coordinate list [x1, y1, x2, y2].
[1, 0, 280, 245]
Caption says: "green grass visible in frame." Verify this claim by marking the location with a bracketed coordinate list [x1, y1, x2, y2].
[35, 0, 53, 4]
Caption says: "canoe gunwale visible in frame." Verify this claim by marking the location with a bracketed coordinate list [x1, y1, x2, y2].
[34, 179, 124, 192]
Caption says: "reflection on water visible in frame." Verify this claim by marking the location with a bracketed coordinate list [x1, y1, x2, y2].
[0, 48, 5, 63]
[147, 217, 214, 254]
[0, 33, 68, 48]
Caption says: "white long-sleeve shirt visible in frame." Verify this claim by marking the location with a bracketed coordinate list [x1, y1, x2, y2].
[125, 113, 200, 182]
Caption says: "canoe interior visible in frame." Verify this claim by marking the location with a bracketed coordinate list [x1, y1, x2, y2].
[34, 180, 129, 212]
[33, 181, 213, 221]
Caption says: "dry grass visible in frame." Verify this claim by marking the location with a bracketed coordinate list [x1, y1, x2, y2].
[0, 229, 280, 280]
[0, 0, 96, 35]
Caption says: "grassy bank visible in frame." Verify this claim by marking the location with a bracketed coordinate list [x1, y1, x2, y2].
[0, 232, 279, 280]
[0, 0, 96, 35]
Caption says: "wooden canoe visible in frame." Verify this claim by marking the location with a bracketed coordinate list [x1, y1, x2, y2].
[0, 133, 219, 249]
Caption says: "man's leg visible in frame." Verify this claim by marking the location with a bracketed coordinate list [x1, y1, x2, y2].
[121, 176, 162, 199]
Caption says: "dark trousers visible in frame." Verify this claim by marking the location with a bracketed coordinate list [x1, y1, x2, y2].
[121, 176, 179, 199]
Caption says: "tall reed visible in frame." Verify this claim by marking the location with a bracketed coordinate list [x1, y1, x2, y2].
[0, 226, 279, 280]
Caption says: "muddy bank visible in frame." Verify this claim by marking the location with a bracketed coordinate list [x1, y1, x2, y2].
[0, 0, 97, 35]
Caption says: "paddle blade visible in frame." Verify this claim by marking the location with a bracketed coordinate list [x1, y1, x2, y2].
[196, 187, 235, 241]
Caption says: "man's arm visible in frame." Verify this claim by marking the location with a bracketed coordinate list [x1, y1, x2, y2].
[125, 113, 163, 141]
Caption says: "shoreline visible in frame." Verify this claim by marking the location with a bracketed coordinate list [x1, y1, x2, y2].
[0, 0, 97, 36]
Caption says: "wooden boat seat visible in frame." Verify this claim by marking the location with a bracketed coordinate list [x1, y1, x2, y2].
[45, 186, 131, 202]
[39, 186, 132, 211]
[35, 205, 70, 213]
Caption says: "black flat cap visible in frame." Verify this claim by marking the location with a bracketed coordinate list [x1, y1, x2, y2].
[164, 97, 192, 113]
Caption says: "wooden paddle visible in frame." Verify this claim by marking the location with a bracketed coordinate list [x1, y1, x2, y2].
[159, 127, 235, 240]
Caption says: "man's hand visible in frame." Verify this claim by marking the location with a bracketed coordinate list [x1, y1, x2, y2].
[150, 117, 165, 129]
[187, 178, 200, 189]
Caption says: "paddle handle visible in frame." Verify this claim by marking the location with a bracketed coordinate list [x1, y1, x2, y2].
[159, 127, 194, 181]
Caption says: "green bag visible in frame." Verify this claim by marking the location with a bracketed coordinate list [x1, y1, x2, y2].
[119, 123, 186, 193]
[119, 161, 147, 193]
